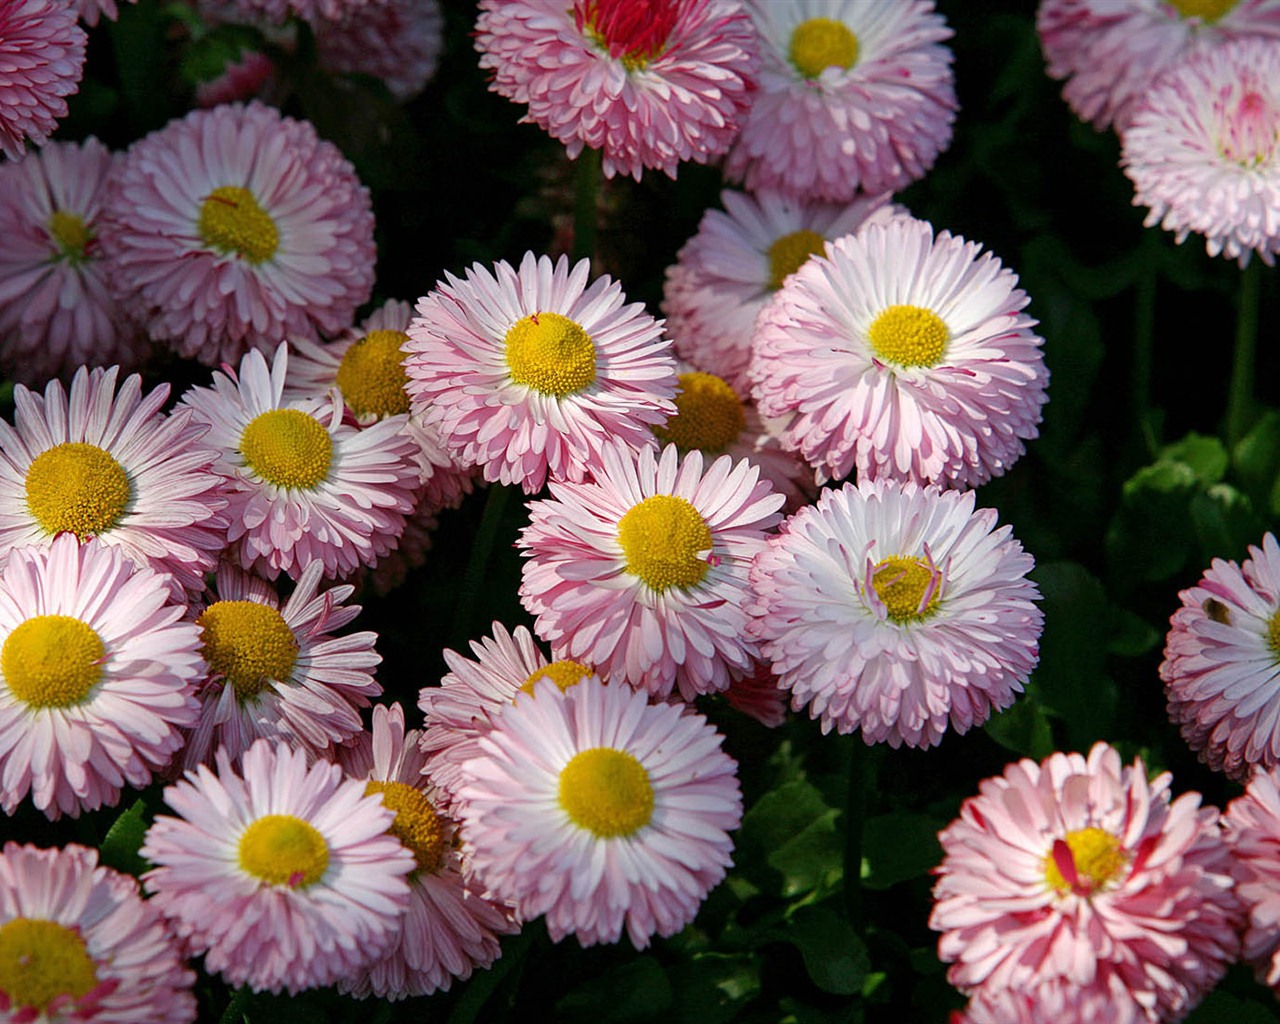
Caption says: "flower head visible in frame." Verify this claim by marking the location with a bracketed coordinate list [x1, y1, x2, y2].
[1224, 766, 1280, 996]
[315, 0, 442, 100]
[0, 0, 86, 161]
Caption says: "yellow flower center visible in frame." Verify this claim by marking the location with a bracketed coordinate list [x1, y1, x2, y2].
[197, 600, 298, 701]
[1165, 0, 1238, 21]
[871, 556, 941, 623]
[519, 659, 595, 696]
[504, 312, 597, 398]
[789, 17, 859, 79]
[1044, 827, 1129, 895]
[558, 747, 654, 838]
[25, 442, 131, 538]
[238, 814, 329, 888]
[366, 780, 448, 875]
[47, 210, 93, 263]
[652, 372, 745, 454]
[1268, 609, 1280, 657]
[766, 229, 826, 290]
[335, 330, 412, 419]
[2, 615, 105, 709]
[0, 918, 99, 1015]
[617, 494, 713, 592]
[239, 409, 333, 490]
[867, 304, 949, 368]
[197, 185, 279, 264]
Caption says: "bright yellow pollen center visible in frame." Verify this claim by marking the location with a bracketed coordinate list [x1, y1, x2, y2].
[25, 442, 131, 538]
[238, 814, 329, 888]
[0, 918, 99, 1014]
[47, 210, 92, 263]
[559, 747, 654, 838]
[1044, 827, 1129, 894]
[766, 229, 826, 290]
[789, 17, 859, 79]
[519, 659, 595, 696]
[2, 615, 105, 709]
[239, 409, 333, 490]
[652, 372, 745, 454]
[197, 600, 298, 701]
[1268, 609, 1280, 657]
[617, 494, 713, 592]
[366, 780, 448, 875]
[335, 330, 412, 419]
[867, 304, 949, 368]
[1166, 0, 1238, 21]
[872, 556, 940, 623]
[198, 185, 279, 264]
[504, 312, 597, 397]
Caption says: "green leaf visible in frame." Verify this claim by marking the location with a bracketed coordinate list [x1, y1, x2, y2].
[555, 956, 674, 1024]
[1160, 433, 1228, 486]
[1190, 484, 1266, 564]
[1107, 607, 1161, 657]
[763, 906, 869, 996]
[1234, 409, 1280, 513]
[739, 780, 843, 898]
[860, 812, 943, 890]
[666, 953, 761, 1024]
[984, 693, 1054, 758]
[99, 799, 151, 877]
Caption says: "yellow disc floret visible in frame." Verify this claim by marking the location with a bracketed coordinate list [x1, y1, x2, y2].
[766, 229, 826, 290]
[47, 210, 93, 263]
[2, 615, 105, 708]
[559, 747, 654, 838]
[366, 780, 448, 875]
[335, 330, 412, 419]
[198, 185, 279, 264]
[238, 814, 330, 888]
[25, 442, 131, 538]
[1166, 0, 1238, 21]
[867, 304, 949, 368]
[1268, 609, 1280, 657]
[197, 600, 298, 701]
[519, 659, 595, 696]
[652, 372, 746, 454]
[789, 17, 859, 79]
[239, 409, 333, 490]
[0, 918, 99, 1015]
[617, 494, 713, 592]
[871, 556, 941, 623]
[1044, 827, 1129, 895]
[504, 312, 597, 397]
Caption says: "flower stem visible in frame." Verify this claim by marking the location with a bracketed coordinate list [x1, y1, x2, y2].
[572, 147, 602, 266]
[1132, 258, 1158, 458]
[1227, 258, 1261, 449]
[843, 737, 878, 929]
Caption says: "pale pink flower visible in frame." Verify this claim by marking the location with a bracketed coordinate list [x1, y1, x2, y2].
[0, 535, 201, 820]
[1224, 767, 1280, 996]
[931, 742, 1241, 1023]
[961, 975, 1160, 1024]
[519, 442, 784, 701]
[181, 343, 420, 582]
[1037, 0, 1280, 134]
[1123, 37, 1280, 266]
[194, 49, 275, 107]
[476, 0, 759, 181]
[75, 0, 137, 25]
[746, 480, 1041, 748]
[1160, 532, 1280, 779]
[662, 188, 896, 394]
[0, 0, 86, 160]
[222, 0, 372, 24]
[0, 842, 196, 1023]
[100, 101, 375, 367]
[751, 215, 1048, 489]
[335, 703, 518, 1000]
[315, 0, 442, 100]
[0, 365, 228, 597]
[404, 252, 678, 494]
[456, 677, 741, 948]
[725, 0, 955, 201]
[0, 138, 148, 386]
[142, 739, 414, 995]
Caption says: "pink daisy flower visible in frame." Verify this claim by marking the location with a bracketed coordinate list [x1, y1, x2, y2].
[404, 252, 678, 494]
[315, 0, 442, 101]
[1037, 0, 1280, 134]
[419, 621, 602, 807]
[1123, 37, 1280, 267]
[1160, 532, 1280, 779]
[75, 0, 137, 26]
[180, 559, 381, 771]
[0, 365, 228, 597]
[0, 138, 149, 386]
[1224, 767, 1280, 996]
[456, 677, 741, 948]
[0, 535, 201, 820]
[219, 0, 372, 25]
[335, 703, 518, 999]
[931, 743, 1241, 1024]
[475, 0, 759, 181]
[724, 0, 956, 202]
[746, 480, 1041, 748]
[195, 49, 275, 108]
[722, 660, 787, 728]
[141, 739, 414, 995]
[181, 343, 420, 582]
[0, 0, 86, 161]
[961, 974, 1176, 1024]
[100, 101, 375, 367]
[662, 188, 896, 394]
[0, 842, 196, 1023]
[751, 215, 1049, 489]
[519, 441, 784, 701]
[362, 501, 439, 596]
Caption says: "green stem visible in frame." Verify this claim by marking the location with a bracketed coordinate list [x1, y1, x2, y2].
[1227, 258, 1262, 449]
[843, 738, 878, 929]
[1132, 258, 1158, 458]
[449, 483, 511, 650]
[572, 147, 602, 265]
